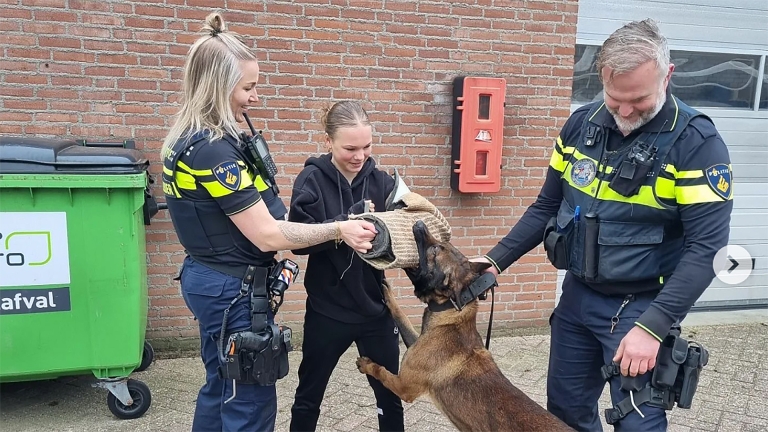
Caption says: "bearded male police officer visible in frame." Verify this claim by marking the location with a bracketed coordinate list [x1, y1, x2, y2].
[475, 19, 733, 431]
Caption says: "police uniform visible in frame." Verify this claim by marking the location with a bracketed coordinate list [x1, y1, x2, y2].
[483, 92, 733, 431]
[162, 130, 287, 432]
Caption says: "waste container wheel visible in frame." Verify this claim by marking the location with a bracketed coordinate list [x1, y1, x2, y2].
[107, 379, 152, 419]
[135, 341, 154, 372]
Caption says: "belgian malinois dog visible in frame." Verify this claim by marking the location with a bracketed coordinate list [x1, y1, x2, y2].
[356, 221, 574, 431]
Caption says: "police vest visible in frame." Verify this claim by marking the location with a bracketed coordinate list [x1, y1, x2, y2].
[161, 131, 287, 270]
[547, 97, 709, 285]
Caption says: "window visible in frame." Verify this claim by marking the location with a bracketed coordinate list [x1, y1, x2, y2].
[760, 60, 768, 110]
[478, 94, 491, 120]
[571, 44, 764, 110]
[670, 51, 759, 109]
[571, 45, 602, 104]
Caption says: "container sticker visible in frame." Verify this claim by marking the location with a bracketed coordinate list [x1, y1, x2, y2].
[0, 212, 70, 287]
[0, 287, 71, 314]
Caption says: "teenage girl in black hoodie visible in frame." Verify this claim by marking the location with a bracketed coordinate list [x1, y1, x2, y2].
[288, 101, 403, 431]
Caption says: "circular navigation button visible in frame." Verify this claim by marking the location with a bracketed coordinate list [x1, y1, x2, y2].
[713, 245, 753, 285]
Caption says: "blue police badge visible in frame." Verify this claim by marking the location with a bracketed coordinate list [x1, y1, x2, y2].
[571, 158, 597, 187]
[213, 161, 241, 191]
[705, 164, 732, 200]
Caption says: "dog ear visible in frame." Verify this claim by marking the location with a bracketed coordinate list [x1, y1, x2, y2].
[470, 261, 493, 275]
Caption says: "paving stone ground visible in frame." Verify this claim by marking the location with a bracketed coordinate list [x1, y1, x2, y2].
[1, 322, 766, 431]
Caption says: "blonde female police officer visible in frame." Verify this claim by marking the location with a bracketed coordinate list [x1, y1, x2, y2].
[161, 14, 377, 432]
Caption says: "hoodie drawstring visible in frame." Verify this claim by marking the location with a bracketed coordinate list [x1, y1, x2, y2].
[337, 171, 369, 280]
[336, 171, 344, 216]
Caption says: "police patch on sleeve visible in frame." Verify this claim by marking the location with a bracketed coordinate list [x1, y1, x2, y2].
[571, 158, 597, 187]
[213, 161, 242, 191]
[705, 164, 732, 200]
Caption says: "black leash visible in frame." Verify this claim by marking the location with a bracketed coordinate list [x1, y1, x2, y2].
[484, 284, 495, 350]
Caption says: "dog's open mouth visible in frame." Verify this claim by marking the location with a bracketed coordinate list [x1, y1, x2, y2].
[405, 221, 430, 282]
[406, 221, 445, 301]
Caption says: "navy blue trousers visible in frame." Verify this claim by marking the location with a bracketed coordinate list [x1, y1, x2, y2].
[289, 301, 404, 432]
[180, 257, 277, 432]
[547, 272, 667, 432]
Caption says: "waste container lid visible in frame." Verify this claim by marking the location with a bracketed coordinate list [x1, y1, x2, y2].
[0, 136, 150, 174]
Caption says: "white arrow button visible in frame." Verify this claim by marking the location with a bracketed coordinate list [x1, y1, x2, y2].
[713, 245, 753, 285]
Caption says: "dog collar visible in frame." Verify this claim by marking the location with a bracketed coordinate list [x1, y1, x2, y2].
[427, 272, 498, 312]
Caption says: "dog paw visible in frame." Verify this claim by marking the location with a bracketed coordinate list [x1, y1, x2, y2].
[356, 356, 373, 374]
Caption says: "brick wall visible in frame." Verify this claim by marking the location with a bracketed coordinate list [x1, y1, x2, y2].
[0, 0, 578, 341]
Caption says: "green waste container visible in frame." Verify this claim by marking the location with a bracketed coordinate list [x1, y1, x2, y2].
[0, 136, 157, 419]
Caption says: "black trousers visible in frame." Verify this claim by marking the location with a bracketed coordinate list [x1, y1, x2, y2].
[289, 301, 404, 432]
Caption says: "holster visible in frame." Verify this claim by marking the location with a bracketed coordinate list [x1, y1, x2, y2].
[677, 343, 708, 408]
[583, 213, 598, 281]
[217, 265, 293, 386]
[651, 331, 690, 389]
[543, 216, 569, 270]
[602, 328, 710, 425]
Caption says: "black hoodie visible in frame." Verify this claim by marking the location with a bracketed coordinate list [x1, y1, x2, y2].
[289, 153, 395, 323]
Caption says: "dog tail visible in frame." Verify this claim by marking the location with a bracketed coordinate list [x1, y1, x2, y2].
[382, 280, 419, 348]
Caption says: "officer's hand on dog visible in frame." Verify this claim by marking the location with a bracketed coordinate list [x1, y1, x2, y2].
[469, 257, 499, 276]
[613, 326, 661, 377]
[340, 220, 377, 253]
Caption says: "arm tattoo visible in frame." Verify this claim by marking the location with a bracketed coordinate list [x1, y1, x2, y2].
[277, 221, 336, 247]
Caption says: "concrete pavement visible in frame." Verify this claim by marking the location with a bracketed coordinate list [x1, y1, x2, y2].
[1, 315, 767, 431]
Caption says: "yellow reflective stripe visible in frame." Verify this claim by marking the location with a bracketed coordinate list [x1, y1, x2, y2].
[177, 161, 212, 176]
[676, 184, 728, 204]
[655, 177, 675, 199]
[233, 161, 262, 191]
[565, 180, 665, 209]
[665, 164, 715, 179]
[573, 150, 613, 173]
[174, 171, 196, 190]
[597, 184, 663, 209]
[240, 173, 254, 190]
[201, 172, 255, 197]
[678, 170, 703, 179]
[556, 136, 576, 155]
[253, 174, 267, 192]
[549, 147, 567, 173]
[561, 170, 599, 201]
[200, 181, 236, 198]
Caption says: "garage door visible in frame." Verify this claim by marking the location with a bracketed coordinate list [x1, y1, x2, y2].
[557, 0, 768, 308]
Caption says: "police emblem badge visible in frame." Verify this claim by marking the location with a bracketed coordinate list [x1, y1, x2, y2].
[571, 158, 597, 187]
[705, 164, 732, 200]
[213, 161, 241, 191]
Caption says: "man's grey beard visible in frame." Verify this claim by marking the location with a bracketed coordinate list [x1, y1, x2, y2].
[607, 87, 667, 135]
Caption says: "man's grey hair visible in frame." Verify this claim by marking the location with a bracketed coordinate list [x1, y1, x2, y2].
[596, 18, 670, 83]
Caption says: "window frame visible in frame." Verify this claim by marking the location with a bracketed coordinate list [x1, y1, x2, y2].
[571, 42, 768, 115]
